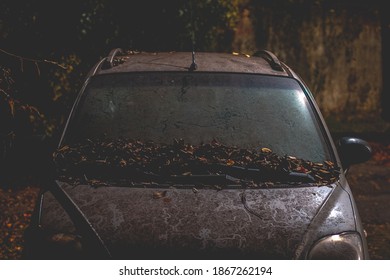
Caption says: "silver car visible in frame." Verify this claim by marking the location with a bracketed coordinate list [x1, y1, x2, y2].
[23, 50, 372, 259]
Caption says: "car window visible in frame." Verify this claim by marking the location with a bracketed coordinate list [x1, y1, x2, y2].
[66, 72, 331, 163]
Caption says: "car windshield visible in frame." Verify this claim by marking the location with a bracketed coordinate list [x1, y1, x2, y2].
[65, 72, 331, 163]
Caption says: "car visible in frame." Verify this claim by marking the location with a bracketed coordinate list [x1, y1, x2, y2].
[23, 49, 372, 260]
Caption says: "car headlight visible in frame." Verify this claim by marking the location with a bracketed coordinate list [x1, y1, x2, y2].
[308, 232, 363, 260]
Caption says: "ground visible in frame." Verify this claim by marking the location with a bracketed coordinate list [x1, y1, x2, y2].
[347, 142, 390, 259]
[0, 141, 389, 259]
[0, 185, 39, 259]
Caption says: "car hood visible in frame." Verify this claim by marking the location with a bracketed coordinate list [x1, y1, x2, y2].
[39, 180, 354, 259]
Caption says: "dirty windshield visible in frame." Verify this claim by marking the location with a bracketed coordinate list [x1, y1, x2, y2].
[57, 72, 338, 185]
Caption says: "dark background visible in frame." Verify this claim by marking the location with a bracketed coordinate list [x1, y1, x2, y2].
[1, 0, 389, 259]
[1, 0, 389, 146]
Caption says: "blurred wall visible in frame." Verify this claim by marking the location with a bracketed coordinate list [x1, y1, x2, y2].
[234, 2, 382, 121]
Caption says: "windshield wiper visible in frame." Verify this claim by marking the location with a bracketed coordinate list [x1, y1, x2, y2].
[284, 171, 316, 183]
[60, 161, 162, 181]
[167, 174, 241, 185]
[60, 160, 315, 185]
[210, 164, 316, 183]
[70, 162, 240, 184]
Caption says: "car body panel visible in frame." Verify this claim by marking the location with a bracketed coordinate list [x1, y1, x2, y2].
[100, 52, 290, 76]
[36, 180, 363, 259]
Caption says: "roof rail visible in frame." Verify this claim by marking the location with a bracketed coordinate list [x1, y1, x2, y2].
[101, 48, 123, 69]
[253, 50, 284, 72]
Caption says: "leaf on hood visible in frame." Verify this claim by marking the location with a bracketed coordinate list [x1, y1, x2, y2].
[153, 190, 167, 199]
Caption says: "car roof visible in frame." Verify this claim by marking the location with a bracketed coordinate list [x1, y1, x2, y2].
[94, 49, 293, 77]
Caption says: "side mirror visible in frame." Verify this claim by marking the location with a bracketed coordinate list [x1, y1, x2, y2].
[337, 137, 372, 170]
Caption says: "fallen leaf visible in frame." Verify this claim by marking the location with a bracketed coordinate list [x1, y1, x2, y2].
[226, 159, 235, 166]
[261, 147, 272, 153]
[153, 190, 167, 199]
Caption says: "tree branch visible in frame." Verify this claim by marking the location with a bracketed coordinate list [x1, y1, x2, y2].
[0, 48, 67, 71]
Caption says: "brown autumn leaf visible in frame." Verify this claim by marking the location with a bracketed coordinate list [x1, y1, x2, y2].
[261, 147, 272, 153]
[153, 190, 167, 199]
[226, 159, 235, 166]
[119, 159, 127, 167]
[8, 99, 14, 116]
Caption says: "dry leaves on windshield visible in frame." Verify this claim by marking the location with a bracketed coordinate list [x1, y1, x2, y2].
[54, 138, 340, 185]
